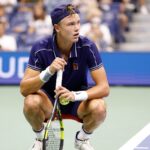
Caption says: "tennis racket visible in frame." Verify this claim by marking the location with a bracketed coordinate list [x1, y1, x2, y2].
[43, 70, 64, 150]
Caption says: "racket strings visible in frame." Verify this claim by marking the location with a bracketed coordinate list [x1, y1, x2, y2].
[46, 120, 61, 149]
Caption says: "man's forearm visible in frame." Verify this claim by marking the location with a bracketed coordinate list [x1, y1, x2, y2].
[20, 76, 44, 97]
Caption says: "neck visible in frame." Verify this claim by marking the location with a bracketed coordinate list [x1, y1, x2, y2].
[56, 34, 73, 55]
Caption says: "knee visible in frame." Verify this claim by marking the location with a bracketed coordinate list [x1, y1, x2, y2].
[91, 100, 107, 122]
[23, 94, 41, 115]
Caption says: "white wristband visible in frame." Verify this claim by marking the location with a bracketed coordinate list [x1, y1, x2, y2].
[72, 91, 88, 101]
[39, 67, 54, 83]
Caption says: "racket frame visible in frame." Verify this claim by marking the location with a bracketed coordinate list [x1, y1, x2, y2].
[43, 70, 64, 150]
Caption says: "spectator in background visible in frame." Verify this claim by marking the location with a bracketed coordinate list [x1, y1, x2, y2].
[0, 0, 17, 5]
[44, 0, 72, 13]
[0, 18, 17, 51]
[0, 4, 8, 23]
[0, 0, 17, 16]
[98, 0, 126, 43]
[118, 0, 135, 22]
[72, 0, 99, 24]
[28, 2, 52, 39]
[85, 16, 114, 51]
[21, 2, 53, 51]
[9, 0, 33, 50]
[0, 4, 12, 32]
[9, 0, 32, 35]
[117, 0, 131, 31]
[132, 0, 149, 14]
[113, 0, 149, 14]
[80, 8, 113, 51]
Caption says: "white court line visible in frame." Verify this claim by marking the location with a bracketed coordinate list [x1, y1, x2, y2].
[119, 123, 150, 150]
[134, 147, 149, 150]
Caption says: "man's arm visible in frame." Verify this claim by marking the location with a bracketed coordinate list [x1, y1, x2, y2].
[20, 68, 44, 97]
[86, 66, 110, 100]
[55, 66, 109, 102]
[20, 57, 67, 97]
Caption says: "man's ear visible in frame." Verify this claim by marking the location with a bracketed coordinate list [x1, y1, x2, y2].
[54, 24, 60, 33]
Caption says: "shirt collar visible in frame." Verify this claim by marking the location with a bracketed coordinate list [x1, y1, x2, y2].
[52, 34, 78, 58]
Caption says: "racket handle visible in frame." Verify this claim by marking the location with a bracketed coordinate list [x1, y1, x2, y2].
[56, 70, 63, 88]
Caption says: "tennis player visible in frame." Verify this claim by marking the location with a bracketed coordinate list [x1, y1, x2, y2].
[20, 4, 109, 150]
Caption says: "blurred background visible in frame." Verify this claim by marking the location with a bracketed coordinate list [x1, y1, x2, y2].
[0, 0, 150, 150]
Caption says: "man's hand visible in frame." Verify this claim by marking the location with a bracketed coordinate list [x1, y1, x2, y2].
[48, 57, 67, 75]
[55, 86, 75, 102]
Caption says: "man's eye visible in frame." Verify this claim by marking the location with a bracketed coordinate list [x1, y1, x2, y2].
[69, 22, 75, 26]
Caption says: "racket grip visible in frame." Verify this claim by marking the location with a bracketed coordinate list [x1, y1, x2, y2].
[56, 70, 63, 88]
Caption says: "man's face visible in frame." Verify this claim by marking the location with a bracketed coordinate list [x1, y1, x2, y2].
[56, 13, 80, 43]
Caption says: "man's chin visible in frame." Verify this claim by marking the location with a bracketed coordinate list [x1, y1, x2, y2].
[72, 37, 79, 43]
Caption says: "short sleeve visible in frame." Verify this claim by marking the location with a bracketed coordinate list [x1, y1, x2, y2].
[87, 42, 103, 71]
[27, 44, 42, 71]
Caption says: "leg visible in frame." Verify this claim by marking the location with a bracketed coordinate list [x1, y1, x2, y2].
[74, 99, 106, 150]
[23, 90, 53, 131]
[77, 98, 107, 133]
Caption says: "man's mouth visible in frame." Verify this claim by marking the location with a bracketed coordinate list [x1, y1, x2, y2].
[73, 33, 79, 37]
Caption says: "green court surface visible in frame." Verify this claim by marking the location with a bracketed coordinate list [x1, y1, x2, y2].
[0, 86, 150, 150]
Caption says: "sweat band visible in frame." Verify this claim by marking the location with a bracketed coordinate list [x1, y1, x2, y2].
[72, 91, 88, 101]
[39, 67, 54, 83]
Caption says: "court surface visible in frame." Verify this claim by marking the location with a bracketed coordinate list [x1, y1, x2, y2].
[0, 86, 150, 150]
[119, 123, 150, 150]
